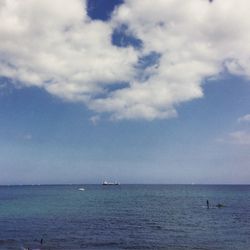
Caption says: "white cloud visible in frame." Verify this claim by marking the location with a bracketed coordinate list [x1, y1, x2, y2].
[0, 0, 138, 101]
[238, 114, 250, 123]
[229, 130, 250, 145]
[1, 0, 250, 120]
[89, 115, 100, 126]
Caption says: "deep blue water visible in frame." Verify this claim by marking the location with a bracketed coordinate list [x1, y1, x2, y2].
[0, 185, 249, 249]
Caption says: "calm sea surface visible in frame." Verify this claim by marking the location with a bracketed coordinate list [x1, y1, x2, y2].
[0, 185, 249, 249]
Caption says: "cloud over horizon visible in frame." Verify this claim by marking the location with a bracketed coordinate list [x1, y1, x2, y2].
[0, 0, 250, 120]
[228, 130, 250, 145]
[238, 114, 250, 123]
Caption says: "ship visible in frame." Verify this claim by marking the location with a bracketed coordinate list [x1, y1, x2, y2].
[102, 180, 120, 185]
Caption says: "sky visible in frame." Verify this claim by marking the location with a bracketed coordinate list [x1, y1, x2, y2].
[0, 0, 250, 184]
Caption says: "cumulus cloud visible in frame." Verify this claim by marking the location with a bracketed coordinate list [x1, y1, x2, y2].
[0, 0, 138, 101]
[238, 114, 250, 123]
[0, 0, 250, 120]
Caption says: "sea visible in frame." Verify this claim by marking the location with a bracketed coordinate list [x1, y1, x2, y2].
[0, 185, 249, 250]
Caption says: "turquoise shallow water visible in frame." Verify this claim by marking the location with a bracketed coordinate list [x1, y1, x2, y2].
[0, 185, 249, 249]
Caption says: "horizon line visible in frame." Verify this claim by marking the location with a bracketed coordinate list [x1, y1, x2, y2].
[0, 183, 249, 186]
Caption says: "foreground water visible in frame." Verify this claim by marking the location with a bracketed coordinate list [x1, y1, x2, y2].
[0, 185, 249, 249]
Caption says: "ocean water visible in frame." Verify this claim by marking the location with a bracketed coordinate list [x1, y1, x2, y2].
[0, 185, 249, 250]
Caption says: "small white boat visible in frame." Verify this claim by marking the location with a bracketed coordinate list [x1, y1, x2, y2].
[78, 188, 85, 191]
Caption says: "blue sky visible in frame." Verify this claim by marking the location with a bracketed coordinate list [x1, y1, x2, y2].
[0, 0, 250, 184]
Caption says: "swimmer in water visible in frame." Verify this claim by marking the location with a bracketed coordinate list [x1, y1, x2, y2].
[216, 203, 224, 208]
